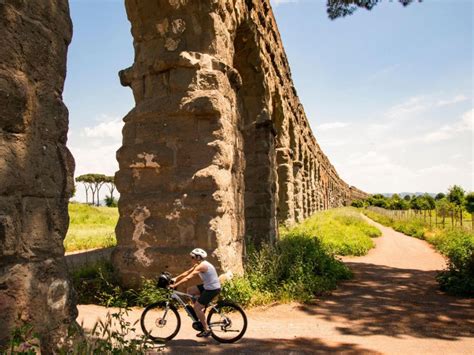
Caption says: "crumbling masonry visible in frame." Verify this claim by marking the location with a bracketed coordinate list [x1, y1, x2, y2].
[0, 0, 76, 349]
[0, 0, 367, 348]
[113, 0, 367, 286]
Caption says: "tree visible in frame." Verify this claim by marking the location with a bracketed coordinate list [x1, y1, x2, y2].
[327, 0, 421, 20]
[403, 194, 411, 201]
[435, 192, 445, 201]
[447, 185, 465, 226]
[436, 198, 452, 228]
[75, 173, 107, 206]
[76, 174, 92, 204]
[351, 199, 365, 208]
[423, 193, 436, 226]
[465, 192, 474, 230]
[104, 176, 116, 200]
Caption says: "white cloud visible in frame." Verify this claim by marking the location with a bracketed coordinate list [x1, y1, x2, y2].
[316, 121, 349, 130]
[68, 113, 124, 202]
[436, 94, 468, 107]
[82, 114, 123, 140]
[271, 0, 299, 6]
[384, 96, 428, 120]
[423, 108, 473, 142]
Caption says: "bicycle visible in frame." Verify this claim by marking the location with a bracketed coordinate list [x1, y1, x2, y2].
[140, 272, 248, 344]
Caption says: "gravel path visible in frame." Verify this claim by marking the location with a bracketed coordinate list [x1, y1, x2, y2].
[77, 217, 474, 354]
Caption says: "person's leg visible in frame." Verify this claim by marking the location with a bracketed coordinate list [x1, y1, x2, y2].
[187, 285, 201, 299]
[194, 300, 208, 331]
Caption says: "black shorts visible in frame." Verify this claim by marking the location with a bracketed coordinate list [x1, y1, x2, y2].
[197, 284, 220, 306]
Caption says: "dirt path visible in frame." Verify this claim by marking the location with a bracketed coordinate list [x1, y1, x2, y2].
[77, 217, 474, 354]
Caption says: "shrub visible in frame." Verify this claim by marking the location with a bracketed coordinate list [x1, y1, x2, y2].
[351, 199, 365, 208]
[71, 261, 167, 307]
[222, 233, 352, 306]
[431, 230, 474, 296]
[104, 195, 118, 207]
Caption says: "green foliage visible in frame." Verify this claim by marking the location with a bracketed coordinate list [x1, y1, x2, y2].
[430, 230, 474, 296]
[465, 192, 474, 215]
[327, 0, 420, 20]
[447, 185, 465, 207]
[104, 195, 118, 207]
[435, 192, 445, 201]
[58, 308, 154, 354]
[71, 261, 168, 307]
[222, 234, 352, 306]
[287, 208, 381, 256]
[5, 323, 40, 354]
[64, 203, 118, 252]
[351, 199, 365, 208]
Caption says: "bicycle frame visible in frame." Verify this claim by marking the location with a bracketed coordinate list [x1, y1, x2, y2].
[168, 289, 210, 323]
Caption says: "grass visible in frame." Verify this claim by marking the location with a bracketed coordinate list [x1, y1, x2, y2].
[283, 208, 381, 256]
[71, 207, 379, 307]
[64, 203, 118, 252]
[221, 208, 381, 306]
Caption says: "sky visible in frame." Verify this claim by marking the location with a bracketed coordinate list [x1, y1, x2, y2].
[64, 0, 473, 202]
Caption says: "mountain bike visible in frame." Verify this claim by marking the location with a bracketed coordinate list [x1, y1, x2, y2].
[140, 272, 247, 344]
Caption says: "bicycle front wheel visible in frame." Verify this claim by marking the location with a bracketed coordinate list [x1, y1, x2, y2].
[207, 301, 247, 343]
[140, 302, 181, 342]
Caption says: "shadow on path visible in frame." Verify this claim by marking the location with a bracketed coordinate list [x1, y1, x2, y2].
[163, 337, 381, 354]
[299, 262, 474, 340]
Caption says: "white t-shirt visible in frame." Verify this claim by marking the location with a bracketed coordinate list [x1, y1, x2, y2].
[198, 260, 221, 290]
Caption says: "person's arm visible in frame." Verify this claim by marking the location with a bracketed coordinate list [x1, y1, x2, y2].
[173, 265, 196, 283]
[173, 262, 208, 288]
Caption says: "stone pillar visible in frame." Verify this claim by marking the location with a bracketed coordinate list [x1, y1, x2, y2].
[113, 0, 245, 285]
[0, 0, 76, 350]
[293, 161, 304, 223]
[276, 147, 295, 226]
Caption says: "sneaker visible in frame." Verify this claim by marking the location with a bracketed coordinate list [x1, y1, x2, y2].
[196, 329, 212, 338]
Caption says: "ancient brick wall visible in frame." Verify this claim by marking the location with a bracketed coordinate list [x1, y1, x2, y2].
[114, 0, 368, 285]
[0, 0, 76, 350]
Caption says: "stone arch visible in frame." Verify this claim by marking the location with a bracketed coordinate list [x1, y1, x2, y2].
[232, 19, 278, 249]
[0, 0, 369, 349]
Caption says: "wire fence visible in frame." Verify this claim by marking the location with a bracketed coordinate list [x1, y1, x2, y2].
[367, 206, 473, 231]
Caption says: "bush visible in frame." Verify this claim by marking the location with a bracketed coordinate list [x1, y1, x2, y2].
[104, 195, 118, 207]
[351, 199, 365, 208]
[431, 230, 474, 296]
[71, 261, 167, 307]
[221, 233, 352, 306]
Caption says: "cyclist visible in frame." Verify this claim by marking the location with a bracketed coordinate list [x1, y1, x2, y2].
[171, 248, 221, 337]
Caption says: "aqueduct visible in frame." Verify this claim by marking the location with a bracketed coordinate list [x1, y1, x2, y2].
[0, 0, 366, 349]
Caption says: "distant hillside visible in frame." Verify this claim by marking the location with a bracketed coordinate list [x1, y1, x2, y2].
[377, 192, 437, 198]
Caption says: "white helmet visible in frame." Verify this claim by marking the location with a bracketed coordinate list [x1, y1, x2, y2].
[190, 248, 207, 259]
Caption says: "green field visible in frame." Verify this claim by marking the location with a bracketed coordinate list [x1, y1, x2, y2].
[65, 204, 379, 256]
[283, 207, 381, 256]
[64, 203, 118, 252]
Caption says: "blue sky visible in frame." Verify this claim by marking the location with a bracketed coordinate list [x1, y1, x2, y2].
[65, 0, 473, 202]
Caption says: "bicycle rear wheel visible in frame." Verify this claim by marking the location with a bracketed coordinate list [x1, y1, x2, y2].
[207, 301, 247, 343]
[140, 302, 181, 342]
